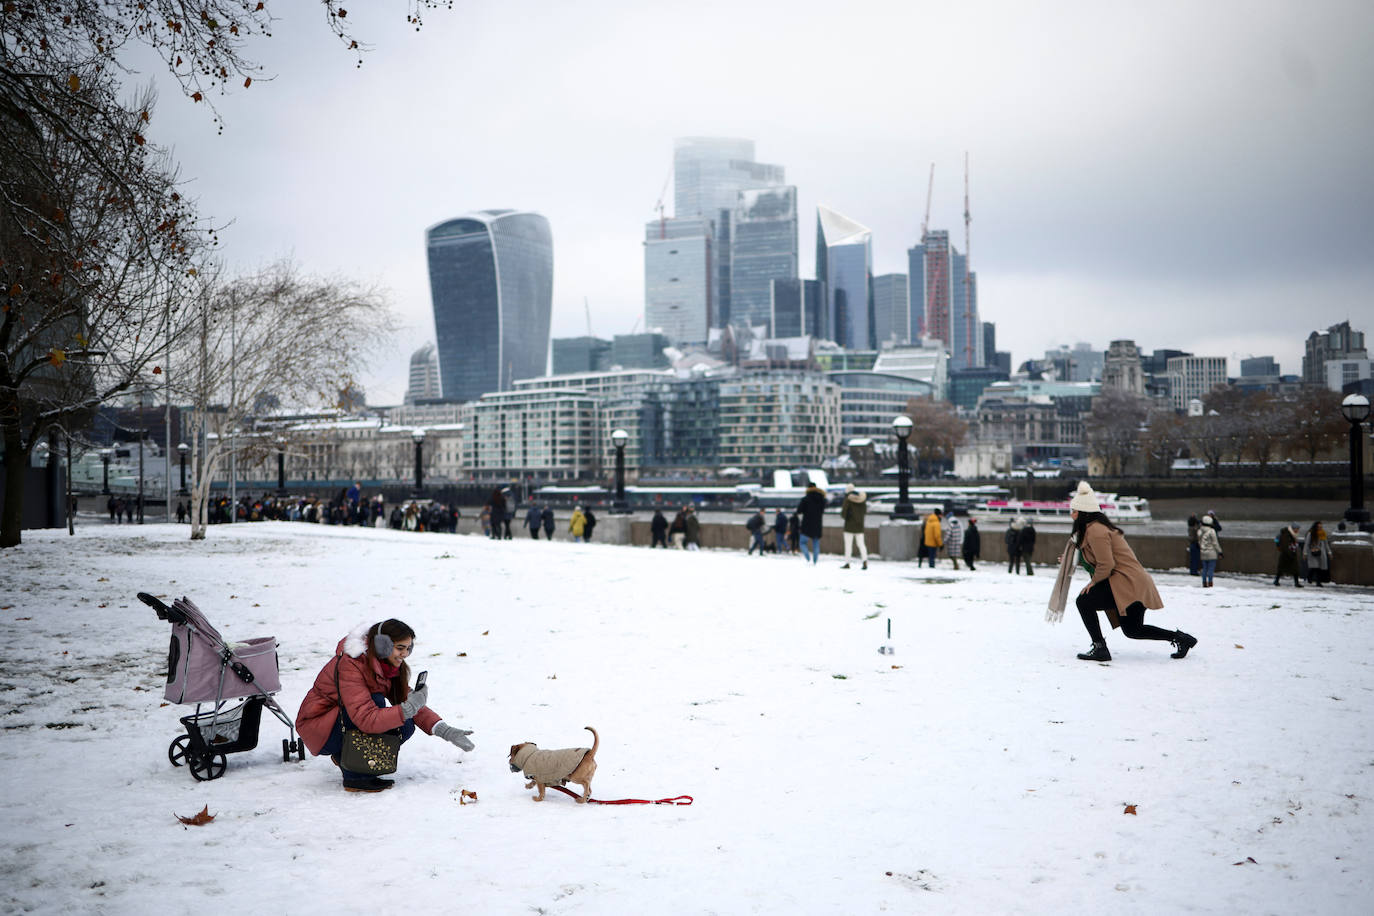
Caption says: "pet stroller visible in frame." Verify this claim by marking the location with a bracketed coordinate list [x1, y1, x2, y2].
[139, 592, 304, 781]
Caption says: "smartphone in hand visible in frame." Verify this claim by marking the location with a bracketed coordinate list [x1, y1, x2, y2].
[414, 670, 428, 691]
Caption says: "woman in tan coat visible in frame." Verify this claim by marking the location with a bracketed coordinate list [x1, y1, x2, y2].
[1068, 482, 1197, 662]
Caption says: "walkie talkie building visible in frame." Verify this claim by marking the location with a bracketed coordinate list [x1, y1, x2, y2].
[426, 210, 553, 403]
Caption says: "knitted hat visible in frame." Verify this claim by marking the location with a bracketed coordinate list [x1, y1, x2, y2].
[1068, 481, 1100, 513]
[845, 483, 855, 493]
[1200, 515, 1213, 527]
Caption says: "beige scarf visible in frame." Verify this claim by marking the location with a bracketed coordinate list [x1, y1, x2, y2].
[1046, 536, 1078, 623]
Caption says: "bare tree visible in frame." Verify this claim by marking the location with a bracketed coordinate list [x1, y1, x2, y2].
[1084, 388, 1149, 475]
[1287, 386, 1345, 463]
[169, 262, 394, 539]
[1142, 409, 1187, 476]
[901, 397, 967, 476]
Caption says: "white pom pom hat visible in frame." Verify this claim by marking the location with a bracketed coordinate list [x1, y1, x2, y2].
[1068, 481, 1100, 513]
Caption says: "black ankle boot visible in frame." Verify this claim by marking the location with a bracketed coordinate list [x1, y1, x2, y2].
[1170, 631, 1197, 659]
[1077, 642, 1111, 661]
[343, 775, 394, 793]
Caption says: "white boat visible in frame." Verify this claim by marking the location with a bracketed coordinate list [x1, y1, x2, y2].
[866, 487, 1151, 522]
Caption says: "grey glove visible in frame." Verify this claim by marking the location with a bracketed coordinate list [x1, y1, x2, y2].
[434, 721, 475, 751]
[400, 683, 428, 719]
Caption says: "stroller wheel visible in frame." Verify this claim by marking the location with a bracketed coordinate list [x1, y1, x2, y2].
[297, 739, 306, 762]
[169, 735, 192, 768]
[189, 752, 227, 781]
[282, 738, 291, 763]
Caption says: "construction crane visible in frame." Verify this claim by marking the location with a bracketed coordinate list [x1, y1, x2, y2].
[962, 151, 975, 368]
[920, 163, 935, 242]
[584, 297, 593, 339]
[653, 168, 671, 239]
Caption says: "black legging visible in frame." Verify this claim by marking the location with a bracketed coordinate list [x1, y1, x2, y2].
[1077, 579, 1174, 643]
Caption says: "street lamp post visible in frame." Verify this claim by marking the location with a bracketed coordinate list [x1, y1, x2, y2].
[891, 415, 916, 520]
[610, 428, 630, 515]
[100, 448, 112, 495]
[275, 436, 288, 498]
[177, 442, 188, 495]
[1340, 393, 1372, 531]
[411, 429, 426, 498]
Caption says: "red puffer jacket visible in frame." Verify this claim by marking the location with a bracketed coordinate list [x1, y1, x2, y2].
[296, 629, 441, 756]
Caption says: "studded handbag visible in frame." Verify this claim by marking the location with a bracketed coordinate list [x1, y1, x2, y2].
[332, 658, 401, 776]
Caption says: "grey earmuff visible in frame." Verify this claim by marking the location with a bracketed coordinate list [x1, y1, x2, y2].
[373, 632, 394, 657]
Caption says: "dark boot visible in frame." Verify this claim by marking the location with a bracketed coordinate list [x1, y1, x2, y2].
[840, 562, 850, 569]
[861, 561, 868, 570]
[343, 775, 394, 793]
[1077, 642, 1111, 661]
[1170, 631, 1198, 659]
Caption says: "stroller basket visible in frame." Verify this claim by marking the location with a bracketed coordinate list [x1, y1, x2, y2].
[180, 697, 263, 754]
[140, 592, 303, 780]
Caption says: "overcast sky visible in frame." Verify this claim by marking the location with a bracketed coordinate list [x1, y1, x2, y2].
[137, 0, 1374, 404]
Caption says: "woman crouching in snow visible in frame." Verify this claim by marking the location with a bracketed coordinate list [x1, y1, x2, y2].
[296, 619, 475, 792]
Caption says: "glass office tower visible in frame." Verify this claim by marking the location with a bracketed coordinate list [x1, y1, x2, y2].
[816, 206, 874, 349]
[770, 278, 823, 338]
[730, 186, 798, 332]
[426, 210, 553, 404]
[872, 273, 910, 346]
[644, 217, 713, 345]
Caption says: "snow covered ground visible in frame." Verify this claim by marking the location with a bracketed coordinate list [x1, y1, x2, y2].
[1, 522, 1371, 914]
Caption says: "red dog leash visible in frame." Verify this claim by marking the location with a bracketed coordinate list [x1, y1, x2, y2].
[548, 785, 693, 805]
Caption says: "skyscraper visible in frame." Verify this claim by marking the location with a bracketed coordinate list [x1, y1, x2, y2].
[770, 278, 823, 338]
[730, 186, 798, 332]
[669, 137, 785, 329]
[644, 217, 713, 345]
[816, 206, 874, 349]
[911, 230, 980, 368]
[871, 273, 909, 346]
[426, 210, 553, 403]
[405, 342, 442, 404]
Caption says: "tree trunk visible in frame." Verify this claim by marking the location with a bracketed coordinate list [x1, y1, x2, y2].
[1, 425, 28, 548]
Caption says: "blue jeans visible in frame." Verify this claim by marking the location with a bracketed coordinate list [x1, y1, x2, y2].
[799, 534, 819, 564]
[321, 692, 415, 780]
[775, 531, 786, 553]
[1201, 558, 1216, 585]
[749, 530, 765, 554]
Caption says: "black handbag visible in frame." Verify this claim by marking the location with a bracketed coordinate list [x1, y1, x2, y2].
[332, 657, 401, 775]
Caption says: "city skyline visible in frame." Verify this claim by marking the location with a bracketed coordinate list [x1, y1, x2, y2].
[129, 1, 1373, 403]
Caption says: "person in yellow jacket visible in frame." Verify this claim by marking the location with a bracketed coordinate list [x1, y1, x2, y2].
[922, 509, 943, 568]
[569, 506, 587, 542]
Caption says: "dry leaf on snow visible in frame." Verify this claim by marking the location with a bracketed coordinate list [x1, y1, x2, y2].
[175, 806, 215, 826]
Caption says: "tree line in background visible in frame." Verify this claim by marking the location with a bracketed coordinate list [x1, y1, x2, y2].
[1, 2, 445, 547]
[1086, 386, 1350, 476]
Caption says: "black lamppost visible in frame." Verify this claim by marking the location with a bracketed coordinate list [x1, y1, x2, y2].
[176, 442, 188, 495]
[411, 428, 426, 498]
[100, 447, 113, 495]
[1341, 393, 1371, 531]
[610, 428, 630, 515]
[275, 436, 287, 498]
[891, 415, 916, 519]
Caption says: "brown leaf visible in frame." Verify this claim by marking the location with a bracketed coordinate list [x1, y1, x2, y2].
[482, 630, 489, 636]
[244, 77, 252, 88]
[1123, 804, 1138, 815]
[152, 366, 162, 375]
[175, 805, 215, 826]
[48, 348, 66, 367]
[67, 74, 80, 92]
[1234, 644, 1244, 649]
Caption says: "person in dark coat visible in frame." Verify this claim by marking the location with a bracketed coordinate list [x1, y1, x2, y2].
[961, 517, 982, 570]
[669, 509, 687, 548]
[582, 507, 597, 542]
[683, 506, 701, 551]
[1005, 519, 1023, 573]
[787, 511, 800, 554]
[773, 509, 788, 554]
[489, 488, 507, 539]
[1273, 523, 1302, 587]
[794, 485, 827, 564]
[746, 508, 767, 555]
[525, 504, 542, 538]
[650, 509, 669, 547]
[540, 506, 555, 539]
[1186, 515, 1202, 576]
[1017, 519, 1037, 575]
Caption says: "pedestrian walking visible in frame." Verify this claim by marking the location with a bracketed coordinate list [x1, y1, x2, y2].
[650, 509, 668, 548]
[683, 506, 701, 551]
[569, 506, 587, 542]
[582, 507, 597, 542]
[1303, 521, 1331, 586]
[943, 514, 964, 570]
[787, 512, 800, 554]
[839, 484, 868, 570]
[962, 517, 981, 570]
[525, 504, 542, 538]
[1273, 523, 1303, 587]
[1055, 481, 1197, 662]
[541, 506, 555, 540]
[669, 509, 687, 549]
[773, 509, 788, 554]
[922, 509, 943, 569]
[1017, 519, 1038, 575]
[479, 504, 492, 538]
[489, 488, 506, 540]
[1005, 518, 1023, 573]
[1186, 515, 1202, 576]
[175, 501, 186, 524]
[795, 484, 827, 564]
[1197, 515, 1221, 587]
[746, 508, 767, 555]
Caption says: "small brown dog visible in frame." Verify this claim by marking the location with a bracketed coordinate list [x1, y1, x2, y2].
[508, 726, 599, 802]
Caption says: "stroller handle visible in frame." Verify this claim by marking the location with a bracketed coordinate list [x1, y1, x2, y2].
[138, 592, 187, 625]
